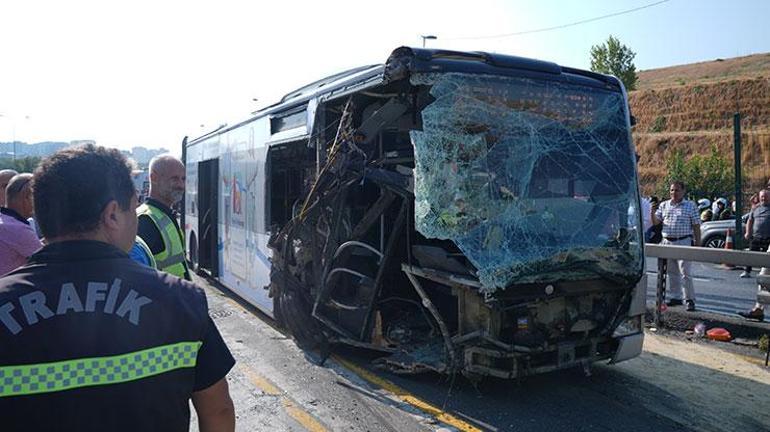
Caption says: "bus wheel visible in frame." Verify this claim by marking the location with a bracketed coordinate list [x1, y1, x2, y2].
[188, 232, 199, 273]
[273, 275, 326, 353]
[272, 285, 286, 328]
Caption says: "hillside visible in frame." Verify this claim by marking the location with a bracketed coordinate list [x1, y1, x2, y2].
[630, 53, 770, 196]
[636, 53, 770, 90]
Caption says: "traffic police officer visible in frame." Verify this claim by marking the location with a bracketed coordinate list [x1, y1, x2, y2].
[137, 154, 190, 280]
[0, 145, 235, 431]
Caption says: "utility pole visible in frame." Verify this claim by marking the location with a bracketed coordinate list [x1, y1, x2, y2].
[734, 112, 743, 250]
[0, 114, 10, 160]
[420, 35, 437, 48]
[0, 114, 29, 161]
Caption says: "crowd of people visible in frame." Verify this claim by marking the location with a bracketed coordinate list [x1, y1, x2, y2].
[0, 146, 234, 431]
[641, 181, 770, 321]
[696, 197, 734, 222]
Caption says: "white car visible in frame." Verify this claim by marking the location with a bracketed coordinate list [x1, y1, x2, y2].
[699, 215, 748, 248]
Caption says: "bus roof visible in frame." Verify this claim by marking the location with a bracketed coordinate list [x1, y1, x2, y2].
[279, 64, 383, 104]
[187, 47, 622, 146]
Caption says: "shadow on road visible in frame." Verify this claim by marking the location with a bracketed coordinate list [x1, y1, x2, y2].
[338, 346, 770, 432]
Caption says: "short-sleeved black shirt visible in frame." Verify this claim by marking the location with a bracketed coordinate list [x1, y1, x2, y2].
[0, 240, 235, 431]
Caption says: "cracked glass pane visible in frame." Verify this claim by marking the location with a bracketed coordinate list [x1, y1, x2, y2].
[410, 72, 643, 292]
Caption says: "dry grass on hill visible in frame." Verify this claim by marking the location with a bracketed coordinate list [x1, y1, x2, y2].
[636, 52, 770, 90]
[635, 131, 770, 196]
[629, 78, 770, 133]
[630, 53, 770, 195]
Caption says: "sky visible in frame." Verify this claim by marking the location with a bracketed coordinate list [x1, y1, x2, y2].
[1, 0, 768, 154]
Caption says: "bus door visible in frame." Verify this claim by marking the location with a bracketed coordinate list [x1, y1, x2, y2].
[198, 158, 219, 276]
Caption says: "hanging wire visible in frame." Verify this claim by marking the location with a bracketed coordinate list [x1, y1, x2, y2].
[442, 0, 670, 41]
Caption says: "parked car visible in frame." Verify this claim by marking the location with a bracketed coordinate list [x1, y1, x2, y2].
[700, 214, 749, 248]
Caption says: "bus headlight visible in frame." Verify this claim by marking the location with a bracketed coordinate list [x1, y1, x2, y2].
[613, 316, 642, 337]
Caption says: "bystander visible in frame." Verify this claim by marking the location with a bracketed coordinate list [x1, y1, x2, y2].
[741, 189, 770, 278]
[0, 173, 42, 275]
[0, 169, 18, 207]
[651, 181, 701, 311]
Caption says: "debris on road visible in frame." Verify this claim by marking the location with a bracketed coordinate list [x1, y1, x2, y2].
[693, 322, 706, 338]
[706, 327, 732, 342]
[730, 337, 758, 347]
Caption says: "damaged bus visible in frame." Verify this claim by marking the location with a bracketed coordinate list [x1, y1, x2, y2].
[183, 47, 646, 380]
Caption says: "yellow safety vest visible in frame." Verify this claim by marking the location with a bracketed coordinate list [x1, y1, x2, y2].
[137, 203, 189, 280]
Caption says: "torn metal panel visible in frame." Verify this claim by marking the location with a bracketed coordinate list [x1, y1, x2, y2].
[402, 266, 457, 369]
[266, 49, 644, 381]
[356, 98, 409, 145]
[409, 72, 643, 292]
[373, 340, 448, 374]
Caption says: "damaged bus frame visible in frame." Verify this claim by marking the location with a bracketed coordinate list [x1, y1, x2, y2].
[183, 47, 647, 380]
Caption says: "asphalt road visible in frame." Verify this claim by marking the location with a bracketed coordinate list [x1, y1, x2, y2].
[190, 280, 435, 432]
[192, 276, 770, 432]
[644, 258, 761, 319]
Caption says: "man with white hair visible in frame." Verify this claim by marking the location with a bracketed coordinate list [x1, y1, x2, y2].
[0, 169, 19, 207]
[136, 154, 190, 280]
[0, 173, 43, 275]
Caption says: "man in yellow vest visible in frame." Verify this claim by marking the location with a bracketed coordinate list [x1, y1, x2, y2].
[137, 154, 191, 280]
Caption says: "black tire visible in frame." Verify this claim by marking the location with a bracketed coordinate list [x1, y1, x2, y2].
[704, 235, 725, 249]
[188, 231, 199, 273]
[272, 284, 286, 329]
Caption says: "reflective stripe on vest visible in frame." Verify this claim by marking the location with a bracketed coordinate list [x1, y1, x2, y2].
[0, 341, 202, 398]
[137, 203, 188, 278]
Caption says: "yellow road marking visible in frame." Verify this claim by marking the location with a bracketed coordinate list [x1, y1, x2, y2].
[240, 365, 328, 431]
[333, 355, 483, 432]
[218, 284, 467, 431]
[283, 399, 328, 432]
[240, 365, 281, 395]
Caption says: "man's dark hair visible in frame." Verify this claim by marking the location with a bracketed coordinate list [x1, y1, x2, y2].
[33, 144, 136, 238]
[671, 181, 686, 190]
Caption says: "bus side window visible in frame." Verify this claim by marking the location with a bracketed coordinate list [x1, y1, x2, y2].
[267, 144, 307, 229]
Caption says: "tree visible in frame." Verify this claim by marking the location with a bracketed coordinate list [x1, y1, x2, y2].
[658, 145, 733, 201]
[590, 35, 639, 91]
[0, 157, 41, 173]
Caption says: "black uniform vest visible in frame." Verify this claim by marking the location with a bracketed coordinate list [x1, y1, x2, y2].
[0, 241, 214, 431]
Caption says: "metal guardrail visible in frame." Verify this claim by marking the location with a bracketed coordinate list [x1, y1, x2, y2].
[645, 244, 770, 267]
[644, 244, 770, 326]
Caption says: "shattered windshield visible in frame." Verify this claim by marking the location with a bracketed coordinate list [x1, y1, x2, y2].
[410, 72, 643, 292]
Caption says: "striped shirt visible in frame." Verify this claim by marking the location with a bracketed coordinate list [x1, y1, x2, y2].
[655, 199, 700, 238]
